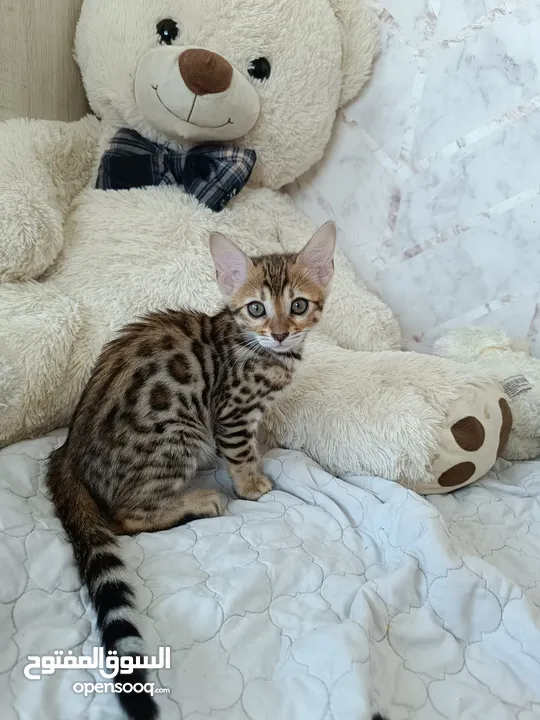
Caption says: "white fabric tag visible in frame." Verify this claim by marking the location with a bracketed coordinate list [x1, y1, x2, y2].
[501, 375, 532, 398]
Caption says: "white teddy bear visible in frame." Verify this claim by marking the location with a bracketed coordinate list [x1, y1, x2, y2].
[0, 0, 513, 494]
[436, 327, 540, 461]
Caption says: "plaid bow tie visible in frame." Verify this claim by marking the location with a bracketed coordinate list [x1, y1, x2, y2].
[96, 128, 257, 212]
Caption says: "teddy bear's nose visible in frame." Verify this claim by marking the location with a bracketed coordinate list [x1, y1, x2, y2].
[178, 49, 233, 96]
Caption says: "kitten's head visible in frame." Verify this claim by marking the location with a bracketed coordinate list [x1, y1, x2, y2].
[209, 223, 336, 354]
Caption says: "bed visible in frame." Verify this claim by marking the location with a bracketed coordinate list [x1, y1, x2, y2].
[1, 430, 540, 719]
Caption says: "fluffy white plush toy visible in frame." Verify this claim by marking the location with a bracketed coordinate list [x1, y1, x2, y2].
[264, 339, 512, 494]
[436, 327, 540, 461]
[0, 0, 510, 494]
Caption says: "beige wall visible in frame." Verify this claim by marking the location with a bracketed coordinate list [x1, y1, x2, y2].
[0, 0, 88, 121]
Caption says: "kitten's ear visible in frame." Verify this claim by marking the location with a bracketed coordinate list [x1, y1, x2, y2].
[209, 232, 253, 296]
[296, 222, 337, 287]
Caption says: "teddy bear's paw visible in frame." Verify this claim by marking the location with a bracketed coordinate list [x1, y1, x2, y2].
[0, 192, 64, 282]
[501, 433, 540, 461]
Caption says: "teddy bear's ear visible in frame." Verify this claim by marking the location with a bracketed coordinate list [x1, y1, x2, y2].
[329, 0, 380, 107]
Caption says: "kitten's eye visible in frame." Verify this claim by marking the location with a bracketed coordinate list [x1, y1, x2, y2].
[247, 302, 266, 318]
[291, 298, 309, 316]
[248, 58, 272, 81]
[157, 19, 179, 45]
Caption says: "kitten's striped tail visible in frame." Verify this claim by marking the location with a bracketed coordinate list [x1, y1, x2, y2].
[47, 456, 159, 720]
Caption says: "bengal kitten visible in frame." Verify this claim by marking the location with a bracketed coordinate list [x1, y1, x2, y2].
[46, 222, 336, 720]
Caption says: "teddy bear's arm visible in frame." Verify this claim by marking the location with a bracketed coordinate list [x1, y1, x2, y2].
[0, 115, 100, 282]
[270, 192, 401, 351]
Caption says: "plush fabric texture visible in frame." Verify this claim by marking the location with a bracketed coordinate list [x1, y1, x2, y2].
[0, 116, 100, 283]
[134, 45, 261, 144]
[329, 0, 381, 105]
[97, 128, 256, 211]
[263, 340, 508, 491]
[0, 0, 506, 492]
[75, 0, 379, 190]
[436, 327, 540, 462]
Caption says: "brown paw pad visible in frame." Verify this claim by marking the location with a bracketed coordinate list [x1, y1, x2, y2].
[451, 416, 485, 451]
[497, 398, 512, 457]
[438, 461, 476, 488]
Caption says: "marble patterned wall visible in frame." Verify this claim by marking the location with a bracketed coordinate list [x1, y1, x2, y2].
[289, 0, 540, 354]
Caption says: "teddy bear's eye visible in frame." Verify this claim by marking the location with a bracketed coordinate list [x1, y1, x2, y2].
[248, 58, 271, 81]
[156, 19, 179, 45]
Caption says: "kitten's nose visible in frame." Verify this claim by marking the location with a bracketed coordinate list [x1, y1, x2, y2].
[272, 333, 289, 344]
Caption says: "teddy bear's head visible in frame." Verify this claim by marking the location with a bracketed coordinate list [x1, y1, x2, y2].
[75, 0, 378, 189]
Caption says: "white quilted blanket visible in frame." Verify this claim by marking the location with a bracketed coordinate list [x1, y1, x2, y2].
[1, 431, 540, 720]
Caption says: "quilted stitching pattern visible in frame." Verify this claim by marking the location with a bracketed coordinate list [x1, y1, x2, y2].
[1, 431, 540, 719]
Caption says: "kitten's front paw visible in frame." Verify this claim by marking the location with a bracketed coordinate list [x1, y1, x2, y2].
[235, 474, 274, 501]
